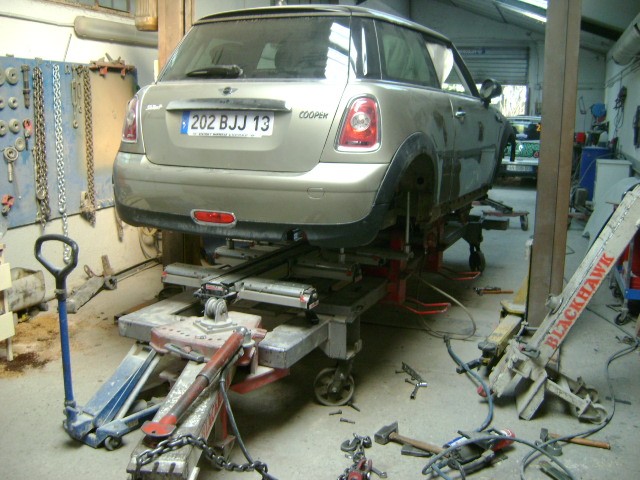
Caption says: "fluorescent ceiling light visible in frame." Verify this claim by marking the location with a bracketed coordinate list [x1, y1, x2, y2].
[518, 0, 548, 10]
[496, 1, 547, 23]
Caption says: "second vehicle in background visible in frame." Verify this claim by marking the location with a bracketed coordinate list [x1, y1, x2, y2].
[500, 115, 541, 180]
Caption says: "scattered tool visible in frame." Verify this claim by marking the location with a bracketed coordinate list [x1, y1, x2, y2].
[401, 444, 433, 457]
[422, 428, 515, 477]
[35, 234, 161, 449]
[537, 428, 563, 456]
[396, 362, 429, 399]
[548, 432, 611, 450]
[374, 422, 444, 455]
[339, 434, 387, 480]
[474, 286, 514, 296]
[539, 460, 572, 480]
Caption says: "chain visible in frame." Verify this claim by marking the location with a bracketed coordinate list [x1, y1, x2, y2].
[53, 64, 71, 263]
[133, 434, 274, 479]
[32, 66, 50, 228]
[79, 66, 96, 225]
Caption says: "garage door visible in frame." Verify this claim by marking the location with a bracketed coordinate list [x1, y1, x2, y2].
[458, 47, 529, 85]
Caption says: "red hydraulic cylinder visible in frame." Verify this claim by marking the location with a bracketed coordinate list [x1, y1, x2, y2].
[141, 330, 245, 441]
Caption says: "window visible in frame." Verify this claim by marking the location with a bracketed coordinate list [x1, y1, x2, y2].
[427, 42, 472, 95]
[376, 21, 438, 88]
[52, 0, 132, 14]
[162, 16, 351, 82]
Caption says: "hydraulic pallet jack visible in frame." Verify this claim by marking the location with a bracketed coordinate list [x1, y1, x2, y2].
[35, 235, 162, 450]
[487, 184, 640, 421]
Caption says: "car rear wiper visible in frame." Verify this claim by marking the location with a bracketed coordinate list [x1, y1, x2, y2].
[185, 65, 244, 78]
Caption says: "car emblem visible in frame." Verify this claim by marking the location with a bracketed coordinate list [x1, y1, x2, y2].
[221, 87, 237, 95]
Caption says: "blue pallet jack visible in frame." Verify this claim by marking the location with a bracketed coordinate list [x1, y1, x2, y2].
[35, 234, 162, 450]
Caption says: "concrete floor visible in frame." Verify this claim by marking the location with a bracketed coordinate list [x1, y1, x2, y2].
[1, 181, 639, 480]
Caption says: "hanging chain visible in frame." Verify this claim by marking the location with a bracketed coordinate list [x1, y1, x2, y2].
[32, 66, 51, 228]
[79, 66, 96, 225]
[53, 64, 71, 263]
[133, 434, 274, 480]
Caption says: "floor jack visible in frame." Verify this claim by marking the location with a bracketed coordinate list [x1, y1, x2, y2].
[488, 184, 640, 421]
[36, 234, 163, 450]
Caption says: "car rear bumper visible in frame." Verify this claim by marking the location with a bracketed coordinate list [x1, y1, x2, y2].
[500, 159, 538, 177]
[113, 152, 390, 247]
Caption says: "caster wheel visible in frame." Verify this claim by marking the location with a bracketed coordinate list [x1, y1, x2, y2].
[469, 251, 486, 272]
[520, 215, 529, 231]
[610, 284, 623, 300]
[313, 367, 355, 406]
[104, 436, 122, 451]
[615, 312, 630, 325]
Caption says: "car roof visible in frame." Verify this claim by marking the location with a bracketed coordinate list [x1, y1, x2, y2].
[196, 5, 452, 46]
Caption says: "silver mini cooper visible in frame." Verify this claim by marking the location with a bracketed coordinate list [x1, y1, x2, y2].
[114, 5, 511, 248]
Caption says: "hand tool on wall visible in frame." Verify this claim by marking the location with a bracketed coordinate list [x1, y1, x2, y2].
[20, 64, 30, 109]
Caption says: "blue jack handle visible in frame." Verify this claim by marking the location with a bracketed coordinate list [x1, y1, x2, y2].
[35, 234, 79, 408]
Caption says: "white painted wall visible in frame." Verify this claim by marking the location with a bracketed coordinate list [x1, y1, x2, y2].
[0, 1, 158, 297]
[604, 57, 640, 172]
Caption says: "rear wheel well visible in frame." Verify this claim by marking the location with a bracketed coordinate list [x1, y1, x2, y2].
[391, 153, 437, 224]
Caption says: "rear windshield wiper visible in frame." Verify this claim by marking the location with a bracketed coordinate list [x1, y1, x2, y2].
[185, 65, 243, 78]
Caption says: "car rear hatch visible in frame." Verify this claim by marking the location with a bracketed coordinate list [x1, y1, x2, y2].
[140, 12, 352, 174]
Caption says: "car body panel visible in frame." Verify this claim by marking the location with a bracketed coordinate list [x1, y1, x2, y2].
[140, 82, 345, 173]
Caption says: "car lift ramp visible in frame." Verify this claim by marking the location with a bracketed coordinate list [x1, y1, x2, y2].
[118, 241, 394, 479]
[118, 240, 390, 392]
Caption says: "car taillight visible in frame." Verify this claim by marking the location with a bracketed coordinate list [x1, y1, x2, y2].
[121, 96, 138, 143]
[337, 96, 380, 151]
[191, 210, 236, 226]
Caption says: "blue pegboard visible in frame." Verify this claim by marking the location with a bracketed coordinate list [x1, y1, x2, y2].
[0, 56, 136, 230]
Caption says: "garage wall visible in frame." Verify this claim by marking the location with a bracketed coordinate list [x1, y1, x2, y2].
[605, 57, 640, 172]
[0, 1, 158, 297]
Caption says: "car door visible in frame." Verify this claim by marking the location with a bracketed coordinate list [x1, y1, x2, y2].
[437, 47, 502, 200]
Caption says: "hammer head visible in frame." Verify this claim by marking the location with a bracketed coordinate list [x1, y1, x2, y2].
[374, 421, 399, 445]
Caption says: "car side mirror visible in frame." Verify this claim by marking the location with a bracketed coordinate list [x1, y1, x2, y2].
[479, 78, 502, 107]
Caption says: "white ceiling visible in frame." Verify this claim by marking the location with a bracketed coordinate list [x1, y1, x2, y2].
[429, 0, 640, 53]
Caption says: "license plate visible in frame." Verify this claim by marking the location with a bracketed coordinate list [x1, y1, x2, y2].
[506, 164, 533, 172]
[181, 110, 274, 137]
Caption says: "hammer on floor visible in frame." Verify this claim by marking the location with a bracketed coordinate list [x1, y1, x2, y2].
[375, 422, 444, 455]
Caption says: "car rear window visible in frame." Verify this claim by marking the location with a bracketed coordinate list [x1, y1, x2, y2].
[511, 119, 541, 141]
[160, 16, 352, 82]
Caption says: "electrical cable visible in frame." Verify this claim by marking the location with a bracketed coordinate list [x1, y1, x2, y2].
[444, 336, 493, 433]
[517, 307, 638, 479]
[412, 275, 479, 341]
[421, 433, 578, 480]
